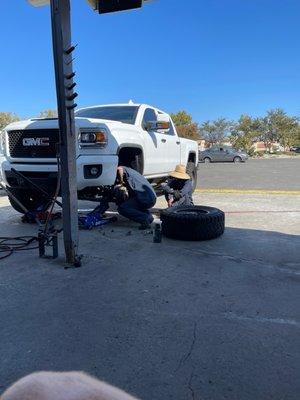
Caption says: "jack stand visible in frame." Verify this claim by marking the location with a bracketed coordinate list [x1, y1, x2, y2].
[38, 231, 59, 259]
[1, 181, 73, 265]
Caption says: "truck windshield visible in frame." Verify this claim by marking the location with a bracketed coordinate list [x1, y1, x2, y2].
[75, 106, 139, 124]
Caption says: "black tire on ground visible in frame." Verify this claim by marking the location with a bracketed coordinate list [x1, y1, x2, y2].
[234, 156, 242, 163]
[186, 161, 197, 192]
[160, 205, 225, 241]
[204, 157, 211, 163]
[7, 188, 50, 214]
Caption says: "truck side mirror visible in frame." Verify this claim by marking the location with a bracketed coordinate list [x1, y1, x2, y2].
[145, 113, 170, 132]
[145, 121, 156, 131]
[145, 120, 170, 131]
[157, 113, 171, 131]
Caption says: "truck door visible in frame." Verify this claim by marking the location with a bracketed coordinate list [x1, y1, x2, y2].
[158, 118, 181, 172]
[140, 108, 165, 175]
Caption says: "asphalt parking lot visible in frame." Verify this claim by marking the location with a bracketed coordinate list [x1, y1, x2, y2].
[197, 157, 300, 191]
[0, 159, 299, 400]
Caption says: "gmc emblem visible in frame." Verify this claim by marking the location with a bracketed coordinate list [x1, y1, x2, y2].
[22, 137, 50, 147]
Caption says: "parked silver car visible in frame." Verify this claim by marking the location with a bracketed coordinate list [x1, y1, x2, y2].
[199, 146, 248, 163]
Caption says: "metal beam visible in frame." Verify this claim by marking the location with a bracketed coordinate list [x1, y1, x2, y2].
[50, 0, 79, 265]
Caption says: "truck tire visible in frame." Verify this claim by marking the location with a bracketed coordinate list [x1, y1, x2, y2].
[161, 205, 225, 241]
[186, 161, 197, 192]
[7, 188, 50, 214]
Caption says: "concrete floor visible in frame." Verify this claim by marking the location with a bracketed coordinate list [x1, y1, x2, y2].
[0, 192, 299, 400]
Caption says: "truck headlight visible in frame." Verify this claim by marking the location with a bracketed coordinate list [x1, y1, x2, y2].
[79, 129, 108, 148]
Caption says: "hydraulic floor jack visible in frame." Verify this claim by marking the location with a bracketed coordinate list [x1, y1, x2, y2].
[78, 202, 117, 230]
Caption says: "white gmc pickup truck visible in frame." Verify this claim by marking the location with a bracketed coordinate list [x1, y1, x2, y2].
[0, 103, 198, 212]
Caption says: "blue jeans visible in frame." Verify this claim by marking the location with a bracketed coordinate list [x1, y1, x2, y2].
[118, 197, 154, 225]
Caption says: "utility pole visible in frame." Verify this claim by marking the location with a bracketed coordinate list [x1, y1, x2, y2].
[50, 0, 79, 265]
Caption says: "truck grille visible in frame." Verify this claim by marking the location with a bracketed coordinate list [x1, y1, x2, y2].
[8, 129, 59, 158]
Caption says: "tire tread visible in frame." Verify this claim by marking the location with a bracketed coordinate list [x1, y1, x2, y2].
[161, 205, 225, 241]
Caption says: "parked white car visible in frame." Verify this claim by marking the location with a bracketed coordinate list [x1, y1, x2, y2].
[0, 103, 198, 212]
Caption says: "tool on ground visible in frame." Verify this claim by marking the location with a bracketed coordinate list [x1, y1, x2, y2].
[22, 210, 62, 224]
[20, 208, 61, 260]
[38, 229, 60, 259]
[78, 202, 117, 230]
[153, 220, 162, 243]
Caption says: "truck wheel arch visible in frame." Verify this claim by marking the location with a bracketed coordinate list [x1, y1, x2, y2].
[186, 153, 198, 192]
[187, 152, 196, 165]
[117, 145, 144, 174]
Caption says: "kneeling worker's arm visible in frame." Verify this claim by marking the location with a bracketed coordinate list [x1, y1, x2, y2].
[162, 180, 174, 195]
[179, 180, 193, 196]
[116, 166, 125, 185]
[172, 180, 193, 200]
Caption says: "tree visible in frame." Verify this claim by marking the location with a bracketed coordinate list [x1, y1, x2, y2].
[200, 118, 231, 146]
[38, 109, 58, 118]
[175, 123, 201, 141]
[259, 109, 299, 151]
[276, 113, 300, 150]
[170, 111, 200, 140]
[0, 112, 20, 130]
[294, 126, 300, 146]
[279, 123, 300, 150]
[229, 115, 261, 152]
[170, 111, 192, 126]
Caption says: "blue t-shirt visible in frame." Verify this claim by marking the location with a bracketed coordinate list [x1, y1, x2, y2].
[123, 167, 157, 206]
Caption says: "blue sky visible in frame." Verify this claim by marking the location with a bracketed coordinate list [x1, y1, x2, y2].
[1, 0, 300, 122]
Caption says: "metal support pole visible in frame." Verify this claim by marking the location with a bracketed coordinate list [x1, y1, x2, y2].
[50, 0, 79, 264]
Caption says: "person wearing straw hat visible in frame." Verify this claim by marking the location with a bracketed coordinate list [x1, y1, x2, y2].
[162, 164, 194, 208]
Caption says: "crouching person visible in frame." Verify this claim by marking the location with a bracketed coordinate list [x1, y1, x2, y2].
[163, 164, 194, 207]
[115, 166, 157, 230]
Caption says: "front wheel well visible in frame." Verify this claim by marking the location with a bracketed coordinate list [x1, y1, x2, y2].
[188, 152, 196, 164]
[118, 147, 144, 174]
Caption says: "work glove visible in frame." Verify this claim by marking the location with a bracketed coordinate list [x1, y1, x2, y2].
[113, 184, 129, 205]
[161, 182, 174, 195]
